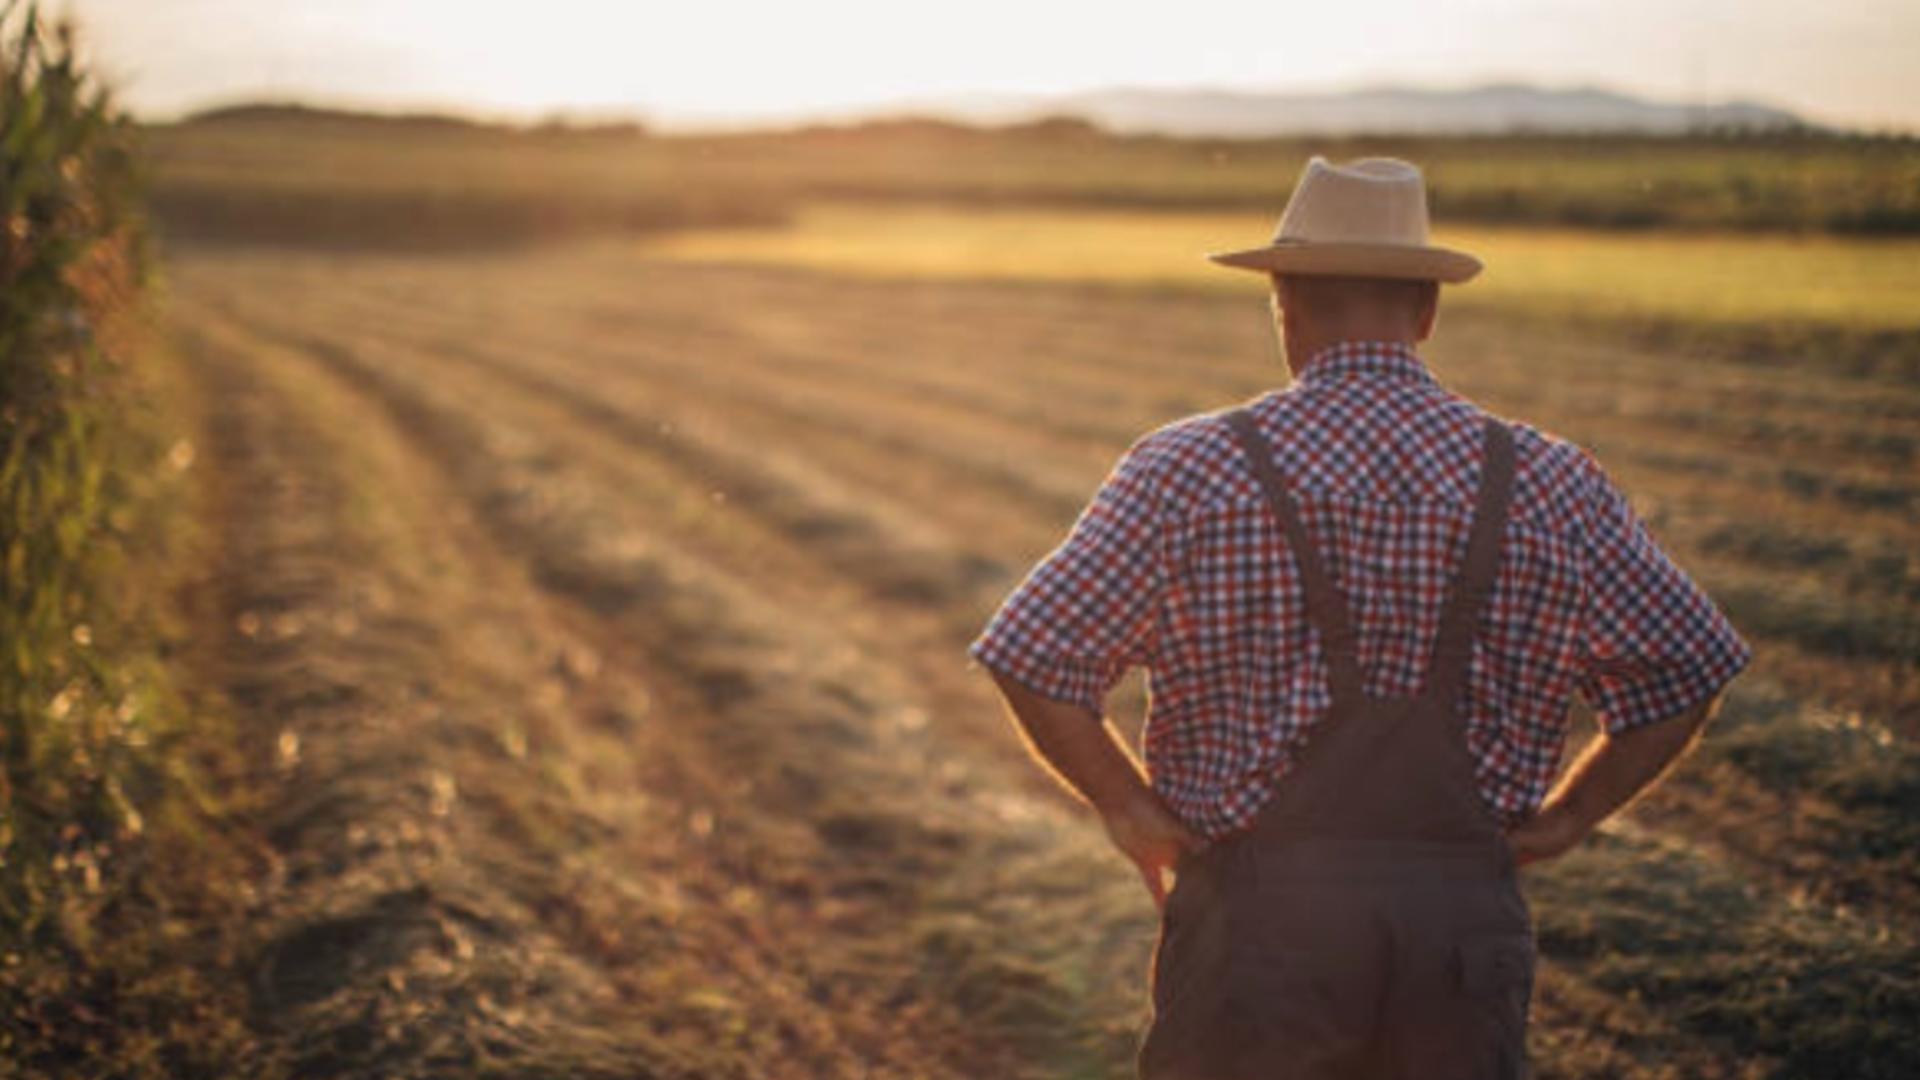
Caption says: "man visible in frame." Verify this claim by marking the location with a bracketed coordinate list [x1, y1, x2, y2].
[968, 157, 1750, 1079]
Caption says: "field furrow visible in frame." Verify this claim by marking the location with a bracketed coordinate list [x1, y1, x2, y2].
[180, 318, 928, 1077]
[177, 312, 1137, 1078]
[177, 299, 1194, 1077]
[175, 252, 1920, 729]
[365, 259, 1920, 510]
[164, 244, 1920, 1078]
[179, 280, 1920, 931]
[188, 295, 1047, 764]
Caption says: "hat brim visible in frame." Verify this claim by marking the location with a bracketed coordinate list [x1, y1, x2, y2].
[1208, 240, 1482, 284]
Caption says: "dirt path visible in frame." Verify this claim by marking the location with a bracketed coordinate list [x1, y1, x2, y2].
[165, 244, 1918, 1078]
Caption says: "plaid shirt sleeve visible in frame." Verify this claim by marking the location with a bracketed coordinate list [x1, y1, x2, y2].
[1572, 452, 1751, 733]
[968, 437, 1171, 717]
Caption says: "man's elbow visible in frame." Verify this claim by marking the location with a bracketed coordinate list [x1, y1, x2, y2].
[1625, 689, 1724, 757]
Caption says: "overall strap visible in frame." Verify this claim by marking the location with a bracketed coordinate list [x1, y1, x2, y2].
[1224, 409, 1365, 702]
[1426, 418, 1517, 706]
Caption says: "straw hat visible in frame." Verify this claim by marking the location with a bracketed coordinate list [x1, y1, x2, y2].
[1209, 156, 1482, 284]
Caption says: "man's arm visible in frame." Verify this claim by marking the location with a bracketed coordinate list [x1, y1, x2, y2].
[986, 667, 1201, 910]
[1505, 691, 1722, 865]
[1515, 444, 1750, 865]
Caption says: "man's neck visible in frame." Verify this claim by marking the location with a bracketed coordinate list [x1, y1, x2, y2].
[1283, 330, 1421, 380]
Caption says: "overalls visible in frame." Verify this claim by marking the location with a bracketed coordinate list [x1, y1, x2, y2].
[1138, 410, 1534, 1080]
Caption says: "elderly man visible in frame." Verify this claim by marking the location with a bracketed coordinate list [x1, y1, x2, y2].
[968, 157, 1750, 1079]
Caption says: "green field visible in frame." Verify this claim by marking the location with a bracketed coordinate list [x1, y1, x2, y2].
[642, 201, 1920, 329]
[142, 106, 1920, 249]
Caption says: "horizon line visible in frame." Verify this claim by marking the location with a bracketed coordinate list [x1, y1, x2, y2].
[123, 75, 1916, 138]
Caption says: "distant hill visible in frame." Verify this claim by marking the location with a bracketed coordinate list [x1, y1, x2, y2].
[176, 101, 650, 138]
[183, 102, 488, 131]
[176, 84, 1817, 141]
[906, 83, 1812, 138]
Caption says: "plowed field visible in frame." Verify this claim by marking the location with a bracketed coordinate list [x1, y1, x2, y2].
[163, 239, 1918, 1078]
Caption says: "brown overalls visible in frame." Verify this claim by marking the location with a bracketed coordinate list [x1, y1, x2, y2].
[1138, 410, 1533, 1080]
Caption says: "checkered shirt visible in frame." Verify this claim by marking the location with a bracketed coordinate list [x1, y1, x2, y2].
[970, 340, 1751, 840]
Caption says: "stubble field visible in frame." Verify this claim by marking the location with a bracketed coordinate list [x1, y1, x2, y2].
[153, 205, 1919, 1076]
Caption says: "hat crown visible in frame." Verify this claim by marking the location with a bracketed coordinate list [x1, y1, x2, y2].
[1274, 156, 1433, 247]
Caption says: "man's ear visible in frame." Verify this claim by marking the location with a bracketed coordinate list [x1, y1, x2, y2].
[1414, 281, 1440, 341]
[1269, 273, 1297, 321]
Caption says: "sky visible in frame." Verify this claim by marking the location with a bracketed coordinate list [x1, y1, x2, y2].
[52, 0, 1920, 132]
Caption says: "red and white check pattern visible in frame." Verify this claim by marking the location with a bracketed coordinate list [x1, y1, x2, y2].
[971, 340, 1751, 840]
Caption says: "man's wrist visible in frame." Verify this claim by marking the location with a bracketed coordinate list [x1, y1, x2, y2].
[1537, 797, 1596, 844]
[1093, 781, 1160, 824]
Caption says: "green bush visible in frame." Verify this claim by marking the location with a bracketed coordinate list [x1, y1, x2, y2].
[2, 0, 151, 933]
[2, 5, 256, 1073]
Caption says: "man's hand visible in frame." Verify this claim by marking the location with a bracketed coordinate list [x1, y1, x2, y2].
[1504, 694, 1723, 868]
[1101, 789, 1205, 911]
[982, 668, 1205, 911]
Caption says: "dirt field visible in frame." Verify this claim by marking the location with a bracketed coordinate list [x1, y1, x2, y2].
[160, 238, 1917, 1077]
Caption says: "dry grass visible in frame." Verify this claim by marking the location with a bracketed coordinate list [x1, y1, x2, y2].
[143, 236, 1920, 1077]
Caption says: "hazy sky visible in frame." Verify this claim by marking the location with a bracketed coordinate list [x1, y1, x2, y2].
[56, 0, 1920, 131]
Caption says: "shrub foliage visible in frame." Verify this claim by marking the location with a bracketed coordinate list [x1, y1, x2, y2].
[2, 0, 151, 934]
[1, 6, 254, 1072]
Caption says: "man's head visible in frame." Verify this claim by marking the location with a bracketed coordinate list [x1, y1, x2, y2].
[1268, 272, 1439, 377]
[1208, 156, 1476, 375]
